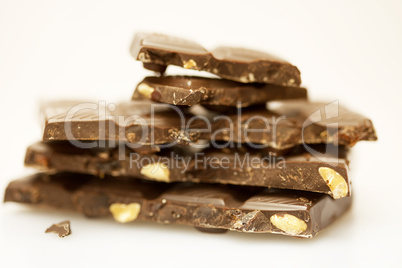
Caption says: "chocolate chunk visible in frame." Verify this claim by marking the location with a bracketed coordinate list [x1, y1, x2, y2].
[5, 173, 351, 238]
[133, 76, 307, 107]
[205, 100, 377, 149]
[130, 33, 301, 86]
[267, 101, 378, 146]
[45, 220, 71, 238]
[40, 100, 376, 151]
[41, 100, 204, 145]
[25, 142, 351, 198]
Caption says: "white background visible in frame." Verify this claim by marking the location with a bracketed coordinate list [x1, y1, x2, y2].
[0, 0, 401, 267]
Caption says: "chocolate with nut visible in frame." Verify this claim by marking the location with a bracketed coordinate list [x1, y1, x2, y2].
[130, 33, 301, 86]
[133, 76, 307, 107]
[4, 173, 351, 238]
[25, 142, 350, 199]
[41, 100, 205, 145]
[41, 100, 377, 152]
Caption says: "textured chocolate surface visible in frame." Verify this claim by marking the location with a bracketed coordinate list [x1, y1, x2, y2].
[4, 173, 352, 238]
[133, 76, 307, 107]
[130, 33, 301, 86]
[25, 142, 350, 198]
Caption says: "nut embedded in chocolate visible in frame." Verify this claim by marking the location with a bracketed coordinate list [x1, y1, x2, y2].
[318, 167, 349, 199]
[140, 163, 170, 182]
[109, 203, 141, 223]
[270, 213, 307, 236]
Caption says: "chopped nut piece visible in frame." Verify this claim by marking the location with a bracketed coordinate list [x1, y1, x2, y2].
[140, 163, 170, 182]
[126, 133, 136, 143]
[288, 78, 295, 85]
[270, 213, 307, 235]
[137, 83, 155, 99]
[183, 59, 197, 69]
[138, 52, 150, 62]
[319, 130, 334, 143]
[109, 203, 141, 223]
[318, 167, 348, 199]
[98, 151, 109, 160]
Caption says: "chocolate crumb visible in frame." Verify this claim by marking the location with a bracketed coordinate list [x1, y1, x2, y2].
[45, 220, 71, 238]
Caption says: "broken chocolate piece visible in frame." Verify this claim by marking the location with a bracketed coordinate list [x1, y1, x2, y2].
[41, 100, 205, 145]
[25, 142, 350, 198]
[45, 220, 71, 238]
[5, 173, 351, 238]
[203, 100, 377, 149]
[133, 76, 307, 107]
[130, 33, 301, 86]
[40, 100, 377, 151]
[267, 101, 378, 146]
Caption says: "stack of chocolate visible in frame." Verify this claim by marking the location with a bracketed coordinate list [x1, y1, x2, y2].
[4, 33, 377, 238]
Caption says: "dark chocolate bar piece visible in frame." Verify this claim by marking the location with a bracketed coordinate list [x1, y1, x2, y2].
[41, 100, 205, 145]
[4, 173, 352, 238]
[25, 142, 351, 199]
[133, 76, 307, 107]
[41, 100, 377, 151]
[206, 100, 377, 149]
[130, 33, 301, 86]
[267, 101, 378, 146]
